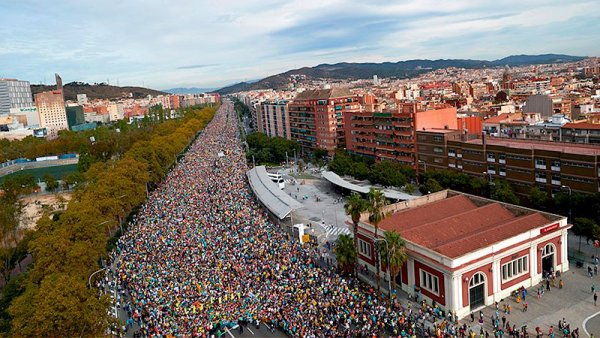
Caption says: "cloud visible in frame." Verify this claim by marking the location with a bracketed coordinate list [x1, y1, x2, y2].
[176, 64, 219, 70]
[0, 0, 597, 88]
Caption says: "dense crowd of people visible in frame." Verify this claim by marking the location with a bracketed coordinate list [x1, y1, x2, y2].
[107, 103, 583, 338]
[108, 103, 461, 337]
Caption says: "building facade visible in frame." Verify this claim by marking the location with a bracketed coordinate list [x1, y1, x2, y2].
[288, 88, 360, 153]
[344, 103, 457, 167]
[356, 190, 569, 319]
[35, 90, 68, 134]
[441, 137, 600, 195]
[416, 129, 464, 173]
[0, 79, 34, 115]
[259, 100, 291, 139]
[66, 106, 85, 129]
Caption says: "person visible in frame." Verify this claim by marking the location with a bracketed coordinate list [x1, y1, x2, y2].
[594, 292, 598, 306]
[470, 312, 475, 323]
[559, 279, 564, 289]
[592, 284, 596, 294]
[546, 279, 551, 290]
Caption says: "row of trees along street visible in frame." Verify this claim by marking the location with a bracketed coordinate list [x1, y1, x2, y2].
[0, 105, 217, 336]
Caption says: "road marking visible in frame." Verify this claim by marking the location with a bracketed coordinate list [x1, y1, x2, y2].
[224, 327, 236, 338]
[247, 327, 255, 335]
[583, 310, 600, 337]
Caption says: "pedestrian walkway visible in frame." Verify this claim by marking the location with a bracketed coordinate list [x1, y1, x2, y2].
[324, 223, 350, 236]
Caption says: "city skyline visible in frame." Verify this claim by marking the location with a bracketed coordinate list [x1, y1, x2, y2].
[1, 0, 599, 89]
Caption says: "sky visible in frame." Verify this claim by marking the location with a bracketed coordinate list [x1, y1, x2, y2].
[1, 0, 599, 90]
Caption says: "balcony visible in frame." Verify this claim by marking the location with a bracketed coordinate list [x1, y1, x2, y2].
[448, 152, 456, 157]
[499, 171, 507, 177]
[457, 164, 463, 169]
[551, 166, 561, 172]
[535, 164, 547, 170]
[487, 157, 496, 163]
[551, 179, 561, 185]
[499, 159, 506, 164]
[457, 154, 463, 158]
[487, 169, 496, 175]
[448, 163, 456, 168]
[535, 177, 547, 183]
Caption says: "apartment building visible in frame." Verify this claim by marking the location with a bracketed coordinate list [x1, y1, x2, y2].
[259, 100, 291, 139]
[443, 136, 600, 195]
[560, 122, 600, 144]
[344, 103, 457, 167]
[288, 88, 360, 153]
[416, 129, 464, 173]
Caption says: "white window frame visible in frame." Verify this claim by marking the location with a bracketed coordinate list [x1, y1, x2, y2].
[420, 269, 440, 295]
[358, 239, 372, 259]
[501, 255, 529, 282]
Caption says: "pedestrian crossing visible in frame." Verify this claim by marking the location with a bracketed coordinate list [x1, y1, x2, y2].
[324, 224, 350, 237]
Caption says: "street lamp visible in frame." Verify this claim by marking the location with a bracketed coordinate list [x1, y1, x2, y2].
[374, 238, 392, 301]
[418, 160, 427, 184]
[561, 185, 572, 223]
[88, 266, 108, 288]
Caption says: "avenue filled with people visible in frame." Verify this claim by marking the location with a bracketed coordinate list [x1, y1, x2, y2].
[107, 102, 581, 338]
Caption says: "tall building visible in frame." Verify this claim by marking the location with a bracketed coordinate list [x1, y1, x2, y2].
[108, 103, 125, 121]
[259, 100, 291, 139]
[288, 88, 360, 153]
[35, 90, 68, 134]
[66, 106, 85, 129]
[0, 78, 34, 115]
[344, 102, 458, 167]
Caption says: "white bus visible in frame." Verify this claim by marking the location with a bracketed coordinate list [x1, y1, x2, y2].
[267, 173, 285, 189]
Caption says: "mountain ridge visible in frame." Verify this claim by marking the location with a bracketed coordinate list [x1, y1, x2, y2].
[216, 54, 585, 94]
[31, 82, 166, 101]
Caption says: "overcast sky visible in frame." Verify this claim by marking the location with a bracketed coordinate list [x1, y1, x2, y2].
[1, 0, 599, 90]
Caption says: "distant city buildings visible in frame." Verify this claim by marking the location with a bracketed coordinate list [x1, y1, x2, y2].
[259, 100, 291, 139]
[0, 78, 34, 115]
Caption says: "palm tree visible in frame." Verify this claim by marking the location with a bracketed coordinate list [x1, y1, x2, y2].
[367, 188, 388, 293]
[334, 234, 357, 275]
[379, 231, 409, 294]
[344, 192, 368, 274]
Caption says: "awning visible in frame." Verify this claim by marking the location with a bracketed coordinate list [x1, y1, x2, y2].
[246, 166, 304, 219]
[321, 171, 417, 201]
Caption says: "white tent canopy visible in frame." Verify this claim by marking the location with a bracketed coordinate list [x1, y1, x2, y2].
[246, 166, 304, 219]
[321, 171, 417, 201]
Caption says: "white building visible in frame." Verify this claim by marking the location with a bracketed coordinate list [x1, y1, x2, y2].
[9, 106, 40, 127]
[108, 103, 125, 121]
[35, 90, 68, 134]
[77, 93, 88, 105]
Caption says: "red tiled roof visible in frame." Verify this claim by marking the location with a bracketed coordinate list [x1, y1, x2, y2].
[374, 194, 552, 259]
[562, 122, 600, 130]
[483, 113, 511, 124]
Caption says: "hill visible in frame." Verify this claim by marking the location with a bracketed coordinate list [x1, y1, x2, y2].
[31, 82, 166, 101]
[217, 54, 585, 94]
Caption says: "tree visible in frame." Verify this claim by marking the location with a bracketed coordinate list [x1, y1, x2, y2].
[335, 234, 357, 275]
[42, 174, 58, 192]
[572, 217, 597, 253]
[529, 186, 548, 210]
[420, 178, 443, 195]
[344, 192, 368, 274]
[367, 188, 388, 293]
[490, 179, 519, 204]
[403, 183, 416, 195]
[378, 231, 408, 294]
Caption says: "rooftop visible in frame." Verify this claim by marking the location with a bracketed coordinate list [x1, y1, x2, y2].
[372, 191, 561, 259]
[465, 137, 600, 156]
[562, 122, 600, 130]
[293, 88, 354, 101]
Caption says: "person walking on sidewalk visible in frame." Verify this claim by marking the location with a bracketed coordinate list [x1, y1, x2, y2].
[594, 292, 598, 306]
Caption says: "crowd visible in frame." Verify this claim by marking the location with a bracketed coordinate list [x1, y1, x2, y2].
[107, 103, 581, 338]
[107, 102, 467, 337]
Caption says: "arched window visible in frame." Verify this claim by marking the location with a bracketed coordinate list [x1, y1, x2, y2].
[542, 243, 555, 257]
[469, 272, 486, 288]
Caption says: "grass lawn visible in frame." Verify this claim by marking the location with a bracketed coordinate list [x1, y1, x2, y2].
[0, 164, 78, 184]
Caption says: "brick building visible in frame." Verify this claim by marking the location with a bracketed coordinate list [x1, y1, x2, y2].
[356, 190, 569, 319]
[442, 137, 600, 195]
[344, 103, 457, 167]
[288, 88, 360, 153]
